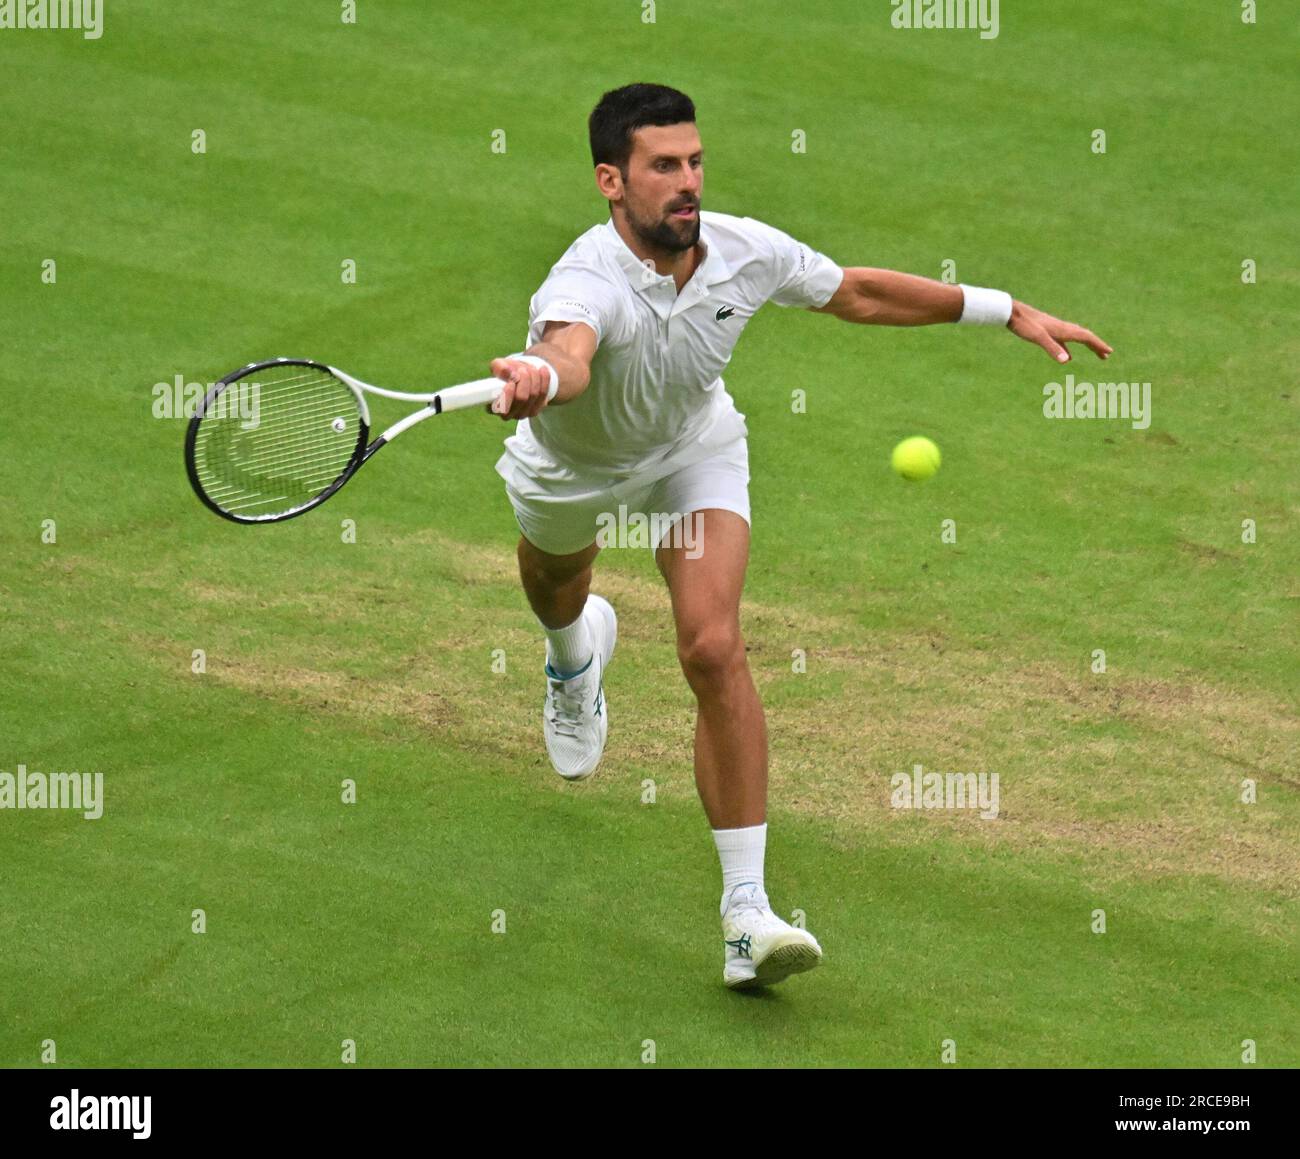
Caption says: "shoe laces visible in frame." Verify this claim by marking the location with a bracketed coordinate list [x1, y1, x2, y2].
[724, 883, 770, 918]
[547, 678, 586, 738]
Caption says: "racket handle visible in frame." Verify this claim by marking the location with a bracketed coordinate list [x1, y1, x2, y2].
[435, 377, 506, 414]
[437, 357, 559, 415]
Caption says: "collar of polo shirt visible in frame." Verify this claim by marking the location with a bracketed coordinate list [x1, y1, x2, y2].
[603, 216, 732, 298]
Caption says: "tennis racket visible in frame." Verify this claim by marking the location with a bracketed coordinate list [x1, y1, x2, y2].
[185, 357, 553, 524]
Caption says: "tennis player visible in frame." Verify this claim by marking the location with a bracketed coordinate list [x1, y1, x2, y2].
[488, 84, 1111, 990]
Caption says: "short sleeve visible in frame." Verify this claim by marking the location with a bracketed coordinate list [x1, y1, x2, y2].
[528, 264, 622, 346]
[746, 217, 845, 309]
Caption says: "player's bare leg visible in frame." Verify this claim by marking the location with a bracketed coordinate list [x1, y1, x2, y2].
[656, 508, 821, 989]
[655, 509, 766, 828]
[517, 537, 599, 630]
[516, 537, 617, 781]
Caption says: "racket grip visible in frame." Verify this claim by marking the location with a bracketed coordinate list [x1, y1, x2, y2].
[435, 377, 506, 414]
[437, 357, 558, 415]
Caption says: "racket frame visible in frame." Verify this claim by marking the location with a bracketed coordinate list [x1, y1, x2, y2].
[185, 357, 505, 525]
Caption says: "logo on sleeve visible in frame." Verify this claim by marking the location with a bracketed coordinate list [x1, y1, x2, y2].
[715, 305, 737, 321]
[559, 299, 598, 322]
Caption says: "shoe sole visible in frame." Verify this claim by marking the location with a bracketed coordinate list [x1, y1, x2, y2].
[725, 939, 823, 990]
[551, 597, 617, 782]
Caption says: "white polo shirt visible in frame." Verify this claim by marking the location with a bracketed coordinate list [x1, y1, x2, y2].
[495, 209, 844, 494]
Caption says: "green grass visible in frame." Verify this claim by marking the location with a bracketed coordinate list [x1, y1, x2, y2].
[1, 0, 1296, 1067]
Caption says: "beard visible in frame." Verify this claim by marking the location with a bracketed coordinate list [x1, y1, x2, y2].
[626, 198, 700, 253]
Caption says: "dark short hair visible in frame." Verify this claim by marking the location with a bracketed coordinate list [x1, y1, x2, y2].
[589, 84, 696, 172]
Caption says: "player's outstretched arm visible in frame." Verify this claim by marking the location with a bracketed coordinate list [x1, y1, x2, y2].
[489, 319, 599, 420]
[812, 267, 1112, 364]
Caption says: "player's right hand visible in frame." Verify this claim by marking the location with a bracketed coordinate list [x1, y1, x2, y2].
[488, 357, 552, 420]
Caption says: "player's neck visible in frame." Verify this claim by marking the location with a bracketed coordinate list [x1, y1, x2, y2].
[611, 213, 702, 293]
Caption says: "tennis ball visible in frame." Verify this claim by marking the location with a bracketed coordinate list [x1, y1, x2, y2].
[891, 436, 941, 481]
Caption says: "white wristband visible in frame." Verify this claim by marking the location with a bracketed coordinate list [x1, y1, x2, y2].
[958, 284, 1014, 326]
[507, 353, 560, 401]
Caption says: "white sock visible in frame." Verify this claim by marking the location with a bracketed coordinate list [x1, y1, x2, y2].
[713, 823, 767, 913]
[543, 608, 592, 678]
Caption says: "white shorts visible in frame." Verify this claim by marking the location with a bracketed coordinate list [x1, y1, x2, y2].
[503, 436, 750, 557]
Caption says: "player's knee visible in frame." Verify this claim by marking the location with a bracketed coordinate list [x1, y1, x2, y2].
[677, 623, 744, 685]
[517, 550, 551, 590]
[519, 543, 576, 589]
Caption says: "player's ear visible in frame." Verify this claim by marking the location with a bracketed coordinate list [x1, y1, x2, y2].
[594, 163, 623, 202]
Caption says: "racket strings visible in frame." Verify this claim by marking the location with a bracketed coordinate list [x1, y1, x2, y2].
[192, 368, 362, 517]
[198, 386, 355, 488]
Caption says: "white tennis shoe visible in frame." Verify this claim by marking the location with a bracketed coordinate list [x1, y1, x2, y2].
[721, 883, 823, 990]
[543, 594, 617, 781]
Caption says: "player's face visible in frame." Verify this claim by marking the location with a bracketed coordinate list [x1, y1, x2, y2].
[620, 123, 703, 253]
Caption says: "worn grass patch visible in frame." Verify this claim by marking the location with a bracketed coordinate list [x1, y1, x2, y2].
[53, 526, 1287, 899]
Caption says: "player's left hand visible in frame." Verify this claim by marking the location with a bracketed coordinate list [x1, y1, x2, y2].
[1008, 301, 1113, 364]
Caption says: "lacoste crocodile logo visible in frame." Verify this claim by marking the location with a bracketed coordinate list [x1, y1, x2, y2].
[715, 305, 737, 322]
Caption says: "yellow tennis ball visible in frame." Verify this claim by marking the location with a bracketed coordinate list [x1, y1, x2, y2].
[891, 436, 941, 481]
